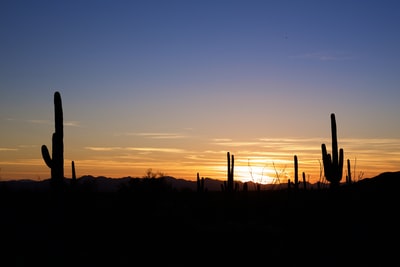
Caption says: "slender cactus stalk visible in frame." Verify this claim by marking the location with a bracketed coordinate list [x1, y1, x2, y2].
[346, 159, 352, 184]
[70, 160, 77, 191]
[196, 172, 205, 192]
[72, 160, 76, 181]
[294, 155, 299, 191]
[227, 152, 234, 192]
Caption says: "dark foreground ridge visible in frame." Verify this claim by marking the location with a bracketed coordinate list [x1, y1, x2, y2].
[1, 171, 399, 266]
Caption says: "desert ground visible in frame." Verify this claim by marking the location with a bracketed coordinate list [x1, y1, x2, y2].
[0, 171, 399, 266]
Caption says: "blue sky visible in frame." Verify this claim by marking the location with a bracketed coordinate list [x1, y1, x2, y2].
[1, 0, 400, 183]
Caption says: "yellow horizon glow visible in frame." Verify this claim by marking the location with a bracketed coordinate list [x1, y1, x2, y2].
[1, 137, 399, 184]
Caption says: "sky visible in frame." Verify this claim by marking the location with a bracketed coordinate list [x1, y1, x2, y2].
[1, 0, 400, 184]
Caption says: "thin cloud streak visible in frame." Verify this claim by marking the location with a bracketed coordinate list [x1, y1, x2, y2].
[211, 138, 233, 142]
[84, 147, 122, 151]
[291, 51, 354, 61]
[0, 159, 44, 166]
[64, 121, 81, 127]
[0, 148, 19, 151]
[28, 119, 51, 125]
[117, 132, 187, 139]
[18, 145, 38, 148]
[27, 119, 81, 127]
[126, 147, 186, 153]
[211, 141, 262, 146]
[84, 146, 186, 153]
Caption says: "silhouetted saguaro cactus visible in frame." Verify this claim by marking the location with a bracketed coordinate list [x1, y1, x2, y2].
[227, 151, 234, 192]
[41, 91, 64, 190]
[196, 172, 205, 192]
[321, 113, 344, 189]
[346, 159, 352, 184]
[70, 160, 77, 192]
[293, 155, 299, 191]
[71, 160, 76, 181]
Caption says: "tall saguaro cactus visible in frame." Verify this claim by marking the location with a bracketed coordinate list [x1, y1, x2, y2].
[293, 155, 299, 191]
[321, 113, 344, 188]
[41, 91, 64, 189]
[196, 172, 205, 193]
[227, 151, 234, 192]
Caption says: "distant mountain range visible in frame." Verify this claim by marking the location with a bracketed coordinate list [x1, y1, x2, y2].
[0, 175, 272, 193]
[1, 171, 399, 193]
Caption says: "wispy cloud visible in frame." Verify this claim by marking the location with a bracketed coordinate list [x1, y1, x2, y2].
[64, 121, 81, 127]
[0, 147, 19, 151]
[0, 145, 38, 152]
[18, 145, 38, 148]
[84, 146, 186, 153]
[211, 138, 232, 142]
[84, 147, 122, 151]
[28, 119, 51, 125]
[211, 139, 261, 146]
[27, 119, 81, 127]
[292, 51, 354, 61]
[0, 159, 43, 166]
[116, 132, 187, 139]
[125, 147, 186, 153]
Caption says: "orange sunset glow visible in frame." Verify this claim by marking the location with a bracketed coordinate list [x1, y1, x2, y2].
[2, 130, 399, 184]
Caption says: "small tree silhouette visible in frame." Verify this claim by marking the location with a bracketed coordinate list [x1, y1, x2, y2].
[142, 168, 164, 179]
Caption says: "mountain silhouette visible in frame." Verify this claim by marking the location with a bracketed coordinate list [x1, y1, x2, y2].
[1, 171, 399, 193]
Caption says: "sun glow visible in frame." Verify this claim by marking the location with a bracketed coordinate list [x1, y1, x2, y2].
[236, 165, 284, 185]
[212, 163, 283, 185]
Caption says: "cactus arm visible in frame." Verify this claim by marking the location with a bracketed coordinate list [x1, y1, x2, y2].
[41, 144, 53, 168]
[321, 144, 331, 180]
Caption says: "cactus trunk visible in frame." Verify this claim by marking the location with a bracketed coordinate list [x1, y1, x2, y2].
[227, 152, 234, 192]
[294, 155, 299, 191]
